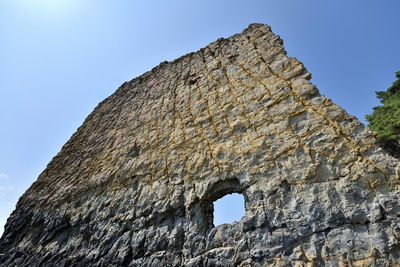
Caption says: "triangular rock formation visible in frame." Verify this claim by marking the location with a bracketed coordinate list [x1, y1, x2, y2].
[1, 24, 400, 266]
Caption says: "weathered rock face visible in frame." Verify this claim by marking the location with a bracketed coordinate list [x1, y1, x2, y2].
[1, 23, 400, 266]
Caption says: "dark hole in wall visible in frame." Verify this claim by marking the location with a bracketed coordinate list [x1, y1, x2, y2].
[188, 78, 198, 86]
[128, 143, 140, 158]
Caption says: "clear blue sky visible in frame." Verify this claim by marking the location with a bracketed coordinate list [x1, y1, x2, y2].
[1, 0, 400, 234]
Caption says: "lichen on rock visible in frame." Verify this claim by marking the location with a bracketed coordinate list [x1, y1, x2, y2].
[1, 23, 400, 266]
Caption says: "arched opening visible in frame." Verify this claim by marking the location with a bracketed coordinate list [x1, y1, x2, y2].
[213, 192, 245, 226]
[193, 177, 247, 230]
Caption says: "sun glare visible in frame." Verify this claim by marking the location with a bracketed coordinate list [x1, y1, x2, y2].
[13, 0, 82, 20]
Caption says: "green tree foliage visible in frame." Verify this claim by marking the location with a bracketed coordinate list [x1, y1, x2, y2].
[366, 71, 400, 157]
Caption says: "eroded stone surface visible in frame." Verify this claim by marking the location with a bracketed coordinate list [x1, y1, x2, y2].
[1, 23, 400, 266]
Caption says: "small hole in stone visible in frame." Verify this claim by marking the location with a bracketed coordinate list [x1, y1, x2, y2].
[213, 193, 245, 226]
[217, 151, 225, 160]
[128, 143, 140, 158]
[188, 78, 197, 86]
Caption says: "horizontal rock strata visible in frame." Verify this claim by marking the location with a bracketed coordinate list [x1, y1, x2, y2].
[1, 23, 400, 266]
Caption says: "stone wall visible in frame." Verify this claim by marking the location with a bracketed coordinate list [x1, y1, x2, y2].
[1, 23, 400, 266]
